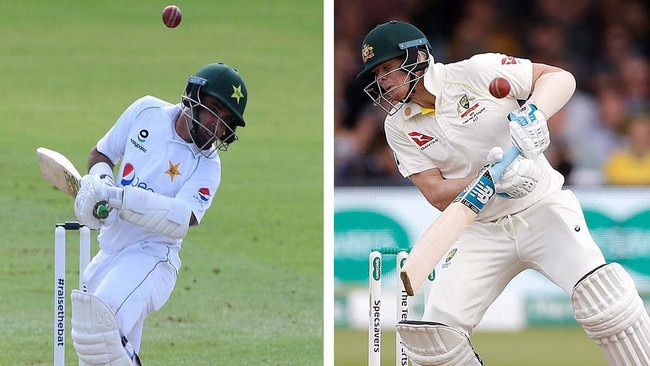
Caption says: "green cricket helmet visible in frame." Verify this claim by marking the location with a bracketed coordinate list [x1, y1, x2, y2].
[182, 63, 248, 153]
[357, 20, 430, 80]
[357, 21, 431, 115]
[185, 62, 247, 127]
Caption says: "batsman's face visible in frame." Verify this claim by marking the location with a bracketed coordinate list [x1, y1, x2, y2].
[373, 58, 411, 102]
[196, 95, 237, 144]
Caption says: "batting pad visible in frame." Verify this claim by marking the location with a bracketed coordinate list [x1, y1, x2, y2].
[572, 263, 650, 366]
[71, 290, 133, 366]
[396, 321, 484, 366]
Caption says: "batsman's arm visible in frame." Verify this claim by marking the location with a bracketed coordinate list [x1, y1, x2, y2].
[528, 63, 576, 119]
[400, 147, 519, 295]
[87, 147, 115, 180]
[409, 168, 474, 212]
[410, 147, 520, 211]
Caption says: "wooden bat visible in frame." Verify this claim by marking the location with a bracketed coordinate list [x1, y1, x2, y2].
[400, 146, 520, 296]
[36, 147, 82, 198]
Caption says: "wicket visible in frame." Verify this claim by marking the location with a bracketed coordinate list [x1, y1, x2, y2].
[368, 248, 410, 366]
[54, 221, 92, 366]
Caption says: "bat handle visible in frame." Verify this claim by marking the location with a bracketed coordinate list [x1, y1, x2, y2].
[93, 201, 110, 219]
[488, 146, 520, 182]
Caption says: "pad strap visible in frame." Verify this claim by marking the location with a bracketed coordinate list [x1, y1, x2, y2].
[119, 186, 191, 239]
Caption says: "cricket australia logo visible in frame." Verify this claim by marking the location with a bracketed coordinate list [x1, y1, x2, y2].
[362, 44, 374, 63]
[442, 248, 458, 269]
[456, 94, 485, 124]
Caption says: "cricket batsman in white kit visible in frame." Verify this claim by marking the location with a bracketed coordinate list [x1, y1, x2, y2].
[357, 20, 650, 365]
[72, 62, 248, 365]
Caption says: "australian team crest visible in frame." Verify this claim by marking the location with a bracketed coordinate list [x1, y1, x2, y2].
[458, 95, 471, 110]
[361, 44, 374, 63]
[456, 94, 485, 124]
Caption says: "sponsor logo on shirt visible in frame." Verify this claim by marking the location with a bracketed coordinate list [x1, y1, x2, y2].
[130, 130, 148, 153]
[120, 163, 154, 192]
[501, 56, 519, 65]
[137, 129, 149, 142]
[408, 131, 438, 150]
[196, 187, 211, 202]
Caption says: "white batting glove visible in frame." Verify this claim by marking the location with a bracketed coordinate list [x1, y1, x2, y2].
[74, 175, 108, 229]
[507, 104, 549, 160]
[74, 175, 123, 229]
[487, 146, 540, 199]
[89, 162, 116, 187]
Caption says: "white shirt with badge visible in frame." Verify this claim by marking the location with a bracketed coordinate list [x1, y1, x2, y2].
[95, 95, 221, 252]
[384, 53, 564, 221]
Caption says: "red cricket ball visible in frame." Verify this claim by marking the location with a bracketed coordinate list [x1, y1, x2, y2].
[489, 77, 511, 99]
[162, 5, 182, 28]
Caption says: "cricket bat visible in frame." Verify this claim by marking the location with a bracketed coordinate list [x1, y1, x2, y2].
[36, 147, 82, 198]
[400, 146, 520, 296]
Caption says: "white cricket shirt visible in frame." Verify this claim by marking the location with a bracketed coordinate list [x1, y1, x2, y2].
[95, 95, 221, 252]
[385, 53, 564, 221]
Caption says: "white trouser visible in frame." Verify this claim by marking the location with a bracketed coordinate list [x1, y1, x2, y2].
[82, 242, 180, 351]
[422, 189, 606, 335]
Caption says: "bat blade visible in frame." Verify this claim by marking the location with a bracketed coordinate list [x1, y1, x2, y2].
[400, 146, 520, 296]
[400, 202, 476, 295]
[36, 147, 82, 198]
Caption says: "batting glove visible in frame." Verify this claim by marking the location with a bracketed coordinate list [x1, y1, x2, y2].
[487, 146, 540, 199]
[507, 104, 550, 160]
[89, 162, 116, 187]
[74, 175, 123, 229]
[74, 175, 108, 229]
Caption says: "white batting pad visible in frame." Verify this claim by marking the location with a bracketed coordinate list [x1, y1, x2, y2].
[572, 263, 650, 366]
[396, 321, 483, 366]
[71, 290, 133, 366]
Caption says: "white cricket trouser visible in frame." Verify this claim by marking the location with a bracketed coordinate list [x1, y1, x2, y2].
[82, 242, 181, 351]
[422, 189, 606, 335]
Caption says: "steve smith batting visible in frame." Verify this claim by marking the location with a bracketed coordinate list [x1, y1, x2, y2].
[356, 20, 650, 366]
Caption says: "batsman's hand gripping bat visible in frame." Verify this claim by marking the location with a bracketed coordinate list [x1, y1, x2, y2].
[400, 146, 520, 296]
[36, 147, 82, 198]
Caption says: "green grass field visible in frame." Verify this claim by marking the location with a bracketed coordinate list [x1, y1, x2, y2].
[0, 1, 322, 365]
[335, 328, 607, 366]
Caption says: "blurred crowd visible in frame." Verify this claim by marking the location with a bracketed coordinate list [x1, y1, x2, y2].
[334, 0, 649, 187]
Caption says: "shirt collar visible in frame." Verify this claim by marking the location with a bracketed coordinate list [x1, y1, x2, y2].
[398, 57, 444, 120]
